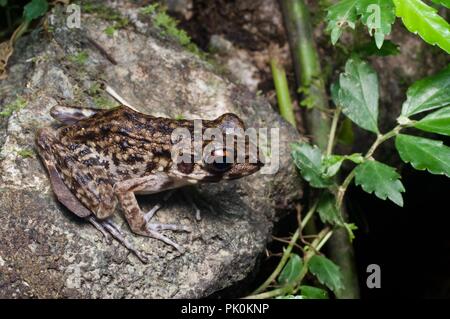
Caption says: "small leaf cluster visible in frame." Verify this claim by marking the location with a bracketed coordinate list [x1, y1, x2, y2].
[326, 0, 450, 54]
[276, 253, 334, 299]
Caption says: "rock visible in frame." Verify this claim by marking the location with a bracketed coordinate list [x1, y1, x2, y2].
[0, 2, 302, 298]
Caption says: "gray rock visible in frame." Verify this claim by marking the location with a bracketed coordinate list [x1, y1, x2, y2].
[0, 2, 301, 298]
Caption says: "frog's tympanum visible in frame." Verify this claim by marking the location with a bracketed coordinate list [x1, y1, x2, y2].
[36, 105, 262, 261]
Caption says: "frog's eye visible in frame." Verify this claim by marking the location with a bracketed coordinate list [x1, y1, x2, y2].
[204, 149, 233, 173]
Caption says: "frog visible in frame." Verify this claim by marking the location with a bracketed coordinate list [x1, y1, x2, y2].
[36, 104, 262, 262]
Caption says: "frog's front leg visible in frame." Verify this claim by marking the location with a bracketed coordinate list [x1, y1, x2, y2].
[114, 174, 191, 253]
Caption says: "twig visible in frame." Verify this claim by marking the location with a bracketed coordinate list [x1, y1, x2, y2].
[86, 35, 117, 65]
[105, 85, 137, 111]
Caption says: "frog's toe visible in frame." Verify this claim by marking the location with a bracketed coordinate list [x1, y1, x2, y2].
[145, 228, 186, 253]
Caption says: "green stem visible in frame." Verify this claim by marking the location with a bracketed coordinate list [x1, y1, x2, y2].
[270, 58, 296, 126]
[280, 0, 329, 149]
[252, 199, 319, 295]
[326, 107, 341, 156]
[243, 287, 286, 300]
[252, 228, 300, 294]
[246, 227, 332, 299]
[301, 199, 318, 230]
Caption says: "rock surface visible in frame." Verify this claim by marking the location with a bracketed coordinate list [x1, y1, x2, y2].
[0, 2, 301, 298]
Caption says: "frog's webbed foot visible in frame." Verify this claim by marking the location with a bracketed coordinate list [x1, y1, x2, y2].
[87, 216, 149, 263]
[114, 175, 191, 254]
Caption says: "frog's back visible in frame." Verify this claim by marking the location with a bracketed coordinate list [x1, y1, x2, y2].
[55, 106, 193, 181]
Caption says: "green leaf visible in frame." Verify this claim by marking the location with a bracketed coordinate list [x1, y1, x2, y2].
[431, 0, 450, 9]
[309, 255, 344, 292]
[23, 0, 48, 22]
[291, 143, 333, 188]
[278, 254, 303, 285]
[354, 160, 405, 206]
[355, 40, 400, 57]
[321, 153, 364, 178]
[401, 65, 450, 117]
[0, 0, 7, 7]
[393, 0, 450, 54]
[338, 58, 380, 133]
[317, 192, 344, 225]
[414, 106, 450, 136]
[356, 0, 396, 48]
[344, 223, 358, 241]
[395, 134, 450, 177]
[299, 285, 329, 299]
[326, 0, 359, 45]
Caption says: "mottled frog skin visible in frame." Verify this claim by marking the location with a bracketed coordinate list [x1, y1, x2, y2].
[36, 105, 262, 255]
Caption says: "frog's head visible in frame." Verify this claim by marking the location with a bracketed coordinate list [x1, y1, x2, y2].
[170, 113, 264, 183]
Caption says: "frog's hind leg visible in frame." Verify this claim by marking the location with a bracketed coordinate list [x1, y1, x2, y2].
[114, 174, 191, 253]
[38, 132, 118, 220]
[37, 128, 148, 262]
[50, 105, 99, 125]
[36, 128, 92, 217]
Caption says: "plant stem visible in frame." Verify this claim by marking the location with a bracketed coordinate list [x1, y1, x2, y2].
[327, 107, 341, 156]
[252, 200, 318, 295]
[301, 199, 318, 230]
[245, 227, 332, 299]
[337, 125, 403, 208]
[280, 0, 329, 149]
[280, 0, 359, 299]
[270, 57, 296, 126]
[252, 228, 300, 294]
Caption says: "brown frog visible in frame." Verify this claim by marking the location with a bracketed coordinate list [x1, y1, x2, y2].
[36, 105, 262, 261]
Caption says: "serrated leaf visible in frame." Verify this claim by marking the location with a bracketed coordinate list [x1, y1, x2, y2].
[355, 40, 400, 57]
[23, 0, 48, 22]
[356, 0, 396, 48]
[278, 254, 303, 285]
[309, 255, 344, 292]
[431, 0, 450, 9]
[414, 106, 450, 136]
[300, 285, 329, 299]
[393, 0, 450, 54]
[291, 143, 333, 188]
[317, 192, 344, 225]
[354, 160, 405, 206]
[338, 58, 379, 133]
[395, 134, 450, 177]
[326, 0, 359, 45]
[401, 65, 450, 117]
